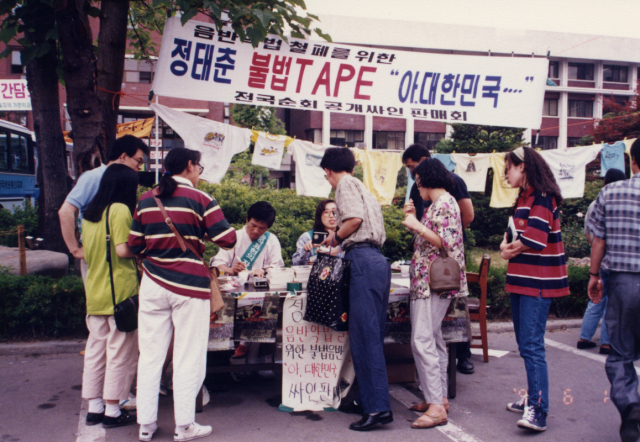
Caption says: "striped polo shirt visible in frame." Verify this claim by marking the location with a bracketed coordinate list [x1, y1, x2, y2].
[128, 177, 236, 299]
[505, 186, 569, 298]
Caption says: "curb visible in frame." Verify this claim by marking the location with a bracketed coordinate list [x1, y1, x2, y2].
[484, 318, 583, 334]
[0, 340, 86, 357]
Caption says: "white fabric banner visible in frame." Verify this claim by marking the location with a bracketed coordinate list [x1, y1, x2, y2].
[251, 132, 286, 169]
[281, 293, 355, 411]
[150, 103, 251, 183]
[0, 79, 31, 110]
[153, 17, 548, 129]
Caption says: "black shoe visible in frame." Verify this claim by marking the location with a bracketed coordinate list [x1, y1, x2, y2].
[621, 404, 640, 442]
[102, 409, 136, 429]
[349, 411, 393, 431]
[86, 412, 104, 426]
[577, 340, 597, 349]
[457, 358, 474, 375]
[339, 400, 364, 415]
[600, 346, 611, 355]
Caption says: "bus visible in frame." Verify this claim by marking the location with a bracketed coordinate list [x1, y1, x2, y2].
[0, 119, 38, 210]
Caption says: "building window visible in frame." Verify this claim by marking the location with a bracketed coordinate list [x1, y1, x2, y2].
[372, 131, 404, 150]
[123, 58, 155, 83]
[548, 61, 559, 79]
[224, 103, 230, 125]
[532, 136, 557, 150]
[414, 132, 445, 150]
[568, 100, 593, 118]
[542, 99, 558, 117]
[11, 50, 23, 74]
[568, 63, 594, 81]
[139, 71, 153, 84]
[603, 65, 628, 83]
[330, 130, 363, 148]
[567, 137, 584, 147]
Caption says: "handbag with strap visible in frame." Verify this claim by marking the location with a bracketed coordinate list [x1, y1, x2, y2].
[152, 190, 225, 313]
[428, 247, 461, 294]
[105, 205, 139, 333]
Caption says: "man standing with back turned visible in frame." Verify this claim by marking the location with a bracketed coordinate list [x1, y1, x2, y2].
[588, 139, 640, 442]
[320, 147, 393, 432]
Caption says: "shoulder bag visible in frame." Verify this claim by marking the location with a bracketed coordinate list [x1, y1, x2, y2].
[105, 205, 139, 333]
[153, 190, 225, 313]
[428, 246, 461, 294]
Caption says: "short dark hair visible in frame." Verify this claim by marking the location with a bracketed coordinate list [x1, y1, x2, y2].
[402, 144, 431, 163]
[247, 201, 276, 227]
[631, 138, 640, 168]
[603, 168, 626, 185]
[319, 147, 355, 173]
[108, 135, 150, 161]
[313, 199, 336, 233]
[83, 164, 139, 223]
[414, 158, 454, 193]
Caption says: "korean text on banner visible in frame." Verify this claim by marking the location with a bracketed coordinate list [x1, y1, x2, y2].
[281, 293, 355, 411]
[152, 17, 548, 129]
[0, 79, 31, 111]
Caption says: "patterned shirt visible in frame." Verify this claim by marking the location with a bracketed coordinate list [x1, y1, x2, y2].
[128, 177, 236, 299]
[505, 186, 569, 298]
[334, 174, 386, 248]
[410, 192, 469, 300]
[588, 173, 640, 273]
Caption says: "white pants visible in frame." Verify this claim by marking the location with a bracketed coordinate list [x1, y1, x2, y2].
[136, 275, 209, 426]
[82, 315, 138, 401]
[410, 296, 452, 405]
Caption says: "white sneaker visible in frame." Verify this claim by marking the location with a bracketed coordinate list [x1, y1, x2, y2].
[174, 422, 212, 442]
[139, 422, 158, 441]
[120, 392, 136, 411]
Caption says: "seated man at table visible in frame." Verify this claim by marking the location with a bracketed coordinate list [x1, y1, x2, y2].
[211, 201, 284, 360]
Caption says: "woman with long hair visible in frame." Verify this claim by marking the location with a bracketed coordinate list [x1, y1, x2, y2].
[401, 158, 468, 429]
[501, 146, 569, 432]
[292, 199, 343, 265]
[128, 148, 236, 442]
[81, 164, 139, 429]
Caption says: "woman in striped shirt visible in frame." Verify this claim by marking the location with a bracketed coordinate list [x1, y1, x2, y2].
[500, 147, 569, 433]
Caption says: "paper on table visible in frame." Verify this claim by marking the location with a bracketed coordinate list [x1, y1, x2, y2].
[394, 278, 411, 288]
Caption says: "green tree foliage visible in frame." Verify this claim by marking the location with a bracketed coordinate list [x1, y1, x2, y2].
[435, 124, 527, 154]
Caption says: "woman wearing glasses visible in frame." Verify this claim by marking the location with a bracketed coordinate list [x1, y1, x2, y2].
[128, 148, 236, 441]
[292, 199, 344, 265]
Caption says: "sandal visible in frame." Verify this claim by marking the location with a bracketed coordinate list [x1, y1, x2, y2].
[411, 410, 448, 429]
[409, 401, 450, 413]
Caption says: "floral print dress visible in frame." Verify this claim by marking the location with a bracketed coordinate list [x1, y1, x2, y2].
[410, 192, 469, 300]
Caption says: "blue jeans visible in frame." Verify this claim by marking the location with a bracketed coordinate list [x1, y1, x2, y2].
[510, 293, 552, 413]
[579, 269, 609, 345]
[345, 246, 391, 414]
[604, 271, 640, 417]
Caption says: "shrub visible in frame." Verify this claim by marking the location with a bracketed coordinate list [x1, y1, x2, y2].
[0, 270, 86, 339]
[0, 200, 39, 247]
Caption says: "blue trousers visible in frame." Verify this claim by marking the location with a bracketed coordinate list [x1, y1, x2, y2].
[345, 246, 391, 414]
[510, 293, 552, 412]
[604, 272, 640, 418]
[579, 269, 609, 345]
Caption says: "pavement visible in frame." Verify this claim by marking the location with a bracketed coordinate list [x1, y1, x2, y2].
[1, 319, 633, 442]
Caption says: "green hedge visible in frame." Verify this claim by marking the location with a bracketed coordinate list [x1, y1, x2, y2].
[0, 270, 86, 339]
[0, 200, 39, 247]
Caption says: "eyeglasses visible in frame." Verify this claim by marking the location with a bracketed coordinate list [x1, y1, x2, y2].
[197, 165, 204, 175]
[322, 210, 337, 217]
[133, 157, 144, 166]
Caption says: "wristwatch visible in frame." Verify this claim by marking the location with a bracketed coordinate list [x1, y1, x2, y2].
[334, 232, 343, 244]
[589, 271, 599, 277]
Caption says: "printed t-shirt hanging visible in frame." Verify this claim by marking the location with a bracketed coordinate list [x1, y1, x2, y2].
[624, 138, 637, 154]
[600, 141, 626, 176]
[150, 103, 251, 183]
[250, 130, 293, 169]
[352, 149, 404, 205]
[489, 153, 519, 208]
[539, 144, 601, 199]
[451, 153, 492, 192]
[433, 154, 456, 172]
[288, 140, 332, 198]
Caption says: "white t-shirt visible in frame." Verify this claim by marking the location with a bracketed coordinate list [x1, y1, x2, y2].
[539, 145, 601, 199]
[288, 140, 332, 198]
[150, 103, 251, 183]
[451, 153, 492, 192]
[251, 131, 287, 170]
[210, 226, 284, 271]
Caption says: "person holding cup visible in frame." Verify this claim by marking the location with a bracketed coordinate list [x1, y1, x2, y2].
[292, 199, 344, 265]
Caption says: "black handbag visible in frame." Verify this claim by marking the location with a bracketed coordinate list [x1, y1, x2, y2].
[106, 205, 139, 333]
[304, 251, 350, 332]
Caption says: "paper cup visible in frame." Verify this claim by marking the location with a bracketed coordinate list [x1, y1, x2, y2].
[400, 265, 410, 277]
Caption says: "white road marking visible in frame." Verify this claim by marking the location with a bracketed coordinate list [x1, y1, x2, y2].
[389, 384, 485, 442]
[469, 348, 509, 358]
[76, 399, 105, 442]
[544, 338, 640, 376]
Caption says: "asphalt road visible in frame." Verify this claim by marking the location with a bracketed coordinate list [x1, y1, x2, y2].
[1, 325, 636, 442]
